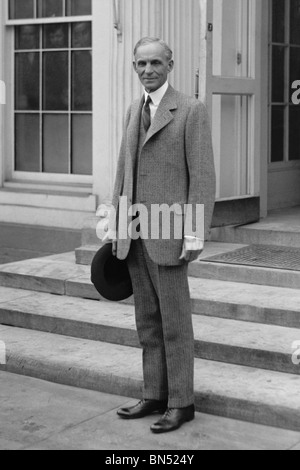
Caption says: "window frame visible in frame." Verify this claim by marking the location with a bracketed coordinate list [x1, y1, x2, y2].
[4, 0, 93, 185]
[6, 0, 92, 25]
[268, 0, 300, 168]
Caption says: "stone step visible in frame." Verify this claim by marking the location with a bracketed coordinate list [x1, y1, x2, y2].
[0, 222, 81, 254]
[75, 242, 300, 290]
[211, 207, 300, 248]
[1, 325, 300, 431]
[1, 257, 300, 328]
[0, 287, 300, 375]
[190, 260, 300, 290]
[211, 225, 300, 248]
[75, 242, 248, 267]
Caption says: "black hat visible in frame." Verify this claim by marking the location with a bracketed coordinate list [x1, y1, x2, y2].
[91, 243, 133, 301]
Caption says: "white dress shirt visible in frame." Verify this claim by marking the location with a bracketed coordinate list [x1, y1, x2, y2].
[144, 81, 169, 120]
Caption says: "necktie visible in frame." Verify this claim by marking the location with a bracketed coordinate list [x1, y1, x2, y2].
[142, 95, 152, 132]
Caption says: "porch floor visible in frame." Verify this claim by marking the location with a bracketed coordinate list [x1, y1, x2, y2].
[244, 206, 300, 233]
[210, 206, 300, 248]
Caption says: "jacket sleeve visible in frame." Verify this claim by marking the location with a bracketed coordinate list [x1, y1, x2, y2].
[184, 100, 216, 241]
[111, 106, 131, 210]
[108, 106, 131, 237]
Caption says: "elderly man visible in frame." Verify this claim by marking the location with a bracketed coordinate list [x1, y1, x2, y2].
[110, 37, 216, 433]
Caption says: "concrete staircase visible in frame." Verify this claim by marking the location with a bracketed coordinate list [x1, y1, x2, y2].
[1, 244, 300, 432]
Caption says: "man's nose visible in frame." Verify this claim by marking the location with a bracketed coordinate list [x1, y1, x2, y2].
[145, 63, 153, 74]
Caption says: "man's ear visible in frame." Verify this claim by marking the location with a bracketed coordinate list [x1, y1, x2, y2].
[133, 61, 138, 73]
[168, 60, 174, 73]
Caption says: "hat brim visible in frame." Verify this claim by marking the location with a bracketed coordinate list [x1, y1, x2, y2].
[91, 243, 133, 301]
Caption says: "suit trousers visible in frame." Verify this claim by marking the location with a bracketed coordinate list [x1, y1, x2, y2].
[127, 238, 195, 408]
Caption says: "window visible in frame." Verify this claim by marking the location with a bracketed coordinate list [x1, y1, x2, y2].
[12, 1, 92, 175]
[270, 0, 300, 163]
[9, 0, 92, 19]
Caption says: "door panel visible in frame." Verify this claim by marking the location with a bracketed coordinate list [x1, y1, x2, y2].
[200, 0, 262, 226]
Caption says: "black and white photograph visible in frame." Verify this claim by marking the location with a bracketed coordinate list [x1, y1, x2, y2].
[0, 0, 300, 453]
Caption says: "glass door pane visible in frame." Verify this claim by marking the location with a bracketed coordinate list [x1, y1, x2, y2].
[212, 94, 251, 198]
[212, 0, 250, 77]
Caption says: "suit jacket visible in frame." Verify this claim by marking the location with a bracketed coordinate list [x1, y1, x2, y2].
[111, 85, 216, 266]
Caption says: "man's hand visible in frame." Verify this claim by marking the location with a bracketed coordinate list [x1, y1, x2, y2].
[179, 237, 204, 263]
[179, 247, 203, 263]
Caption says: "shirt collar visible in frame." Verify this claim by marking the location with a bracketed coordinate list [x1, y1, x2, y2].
[144, 81, 169, 106]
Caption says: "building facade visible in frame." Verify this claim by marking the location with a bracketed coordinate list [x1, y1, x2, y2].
[0, 0, 299, 240]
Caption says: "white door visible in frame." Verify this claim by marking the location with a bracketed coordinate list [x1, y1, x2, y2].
[200, 0, 263, 225]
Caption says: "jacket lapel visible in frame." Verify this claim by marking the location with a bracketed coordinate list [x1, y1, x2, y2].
[144, 85, 178, 146]
[127, 96, 144, 163]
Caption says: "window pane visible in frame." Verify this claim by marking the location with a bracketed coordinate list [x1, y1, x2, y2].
[290, 47, 300, 101]
[15, 53, 40, 110]
[43, 115, 69, 173]
[72, 115, 92, 175]
[290, 0, 300, 45]
[9, 0, 34, 19]
[213, 0, 250, 77]
[271, 106, 285, 162]
[72, 51, 92, 111]
[43, 24, 68, 49]
[15, 115, 40, 172]
[43, 52, 68, 110]
[212, 95, 250, 198]
[272, 0, 285, 43]
[72, 22, 92, 48]
[16, 26, 39, 50]
[38, 0, 63, 18]
[272, 46, 285, 103]
[289, 106, 300, 160]
[67, 0, 92, 16]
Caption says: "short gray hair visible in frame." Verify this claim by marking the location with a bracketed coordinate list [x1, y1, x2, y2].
[134, 37, 173, 61]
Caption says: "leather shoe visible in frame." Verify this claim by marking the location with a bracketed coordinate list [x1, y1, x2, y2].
[117, 399, 168, 420]
[150, 405, 195, 433]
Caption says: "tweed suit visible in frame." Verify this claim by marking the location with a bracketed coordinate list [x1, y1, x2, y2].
[111, 84, 216, 408]
[112, 85, 216, 266]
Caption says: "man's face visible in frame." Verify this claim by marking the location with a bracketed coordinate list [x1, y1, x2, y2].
[20, 26, 37, 49]
[73, 23, 91, 48]
[50, 28, 65, 48]
[133, 43, 174, 93]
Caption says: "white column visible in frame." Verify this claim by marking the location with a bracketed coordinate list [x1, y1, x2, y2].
[92, 0, 115, 204]
[0, 1, 6, 187]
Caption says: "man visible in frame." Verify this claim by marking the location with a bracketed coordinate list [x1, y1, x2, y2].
[109, 37, 215, 433]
